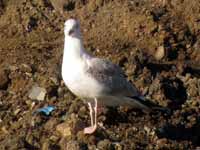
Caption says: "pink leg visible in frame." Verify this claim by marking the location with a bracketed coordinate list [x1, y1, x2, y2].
[88, 102, 93, 127]
[94, 98, 97, 127]
[84, 98, 98, 134]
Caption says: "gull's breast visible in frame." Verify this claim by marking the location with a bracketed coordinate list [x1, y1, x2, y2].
[62, 61, 104, 99]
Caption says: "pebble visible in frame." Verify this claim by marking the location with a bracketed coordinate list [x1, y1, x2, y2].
[56, 122, 72, 137]
[26, 100, 35, 109]
[1, 126, 8, 134]
[42, 140, 49, 150]
[155, 46, 165, 60]
[28, 85, 47, 101]
[59, 139, 81, 150]
[66, 140, 80, 150]
[144, 126, 151, 134]
[60, 80, 65, 87]
[14, 108, 21, 115]
[97, 139, 113, 150]
[25, 72, 32, 77]
[57, 87, 64, 97]
[49, 135, 59, 142]
[187, 79, 199, 97]
[113, 142, 123, 150]
[49, 0, 66, 14]
[50, 77, 59, 85]
[78, 106, 87, 118]
[20, 63, 32, 73]
[56, 114, 84, 138]
[156, 138, 168, 146]
[8, 65, 18, 71]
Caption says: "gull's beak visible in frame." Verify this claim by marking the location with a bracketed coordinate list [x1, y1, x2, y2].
[68, 29, 74, 36]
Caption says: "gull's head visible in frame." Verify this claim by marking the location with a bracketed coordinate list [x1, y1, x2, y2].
[64, 19, 81, 38]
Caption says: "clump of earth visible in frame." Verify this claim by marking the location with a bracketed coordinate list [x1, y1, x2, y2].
[0, 0, 200, 149]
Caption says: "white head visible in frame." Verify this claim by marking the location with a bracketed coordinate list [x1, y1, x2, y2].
[64, 19, 81, 38]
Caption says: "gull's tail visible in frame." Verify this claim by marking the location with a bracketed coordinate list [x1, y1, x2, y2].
[127, 95, 170, 114]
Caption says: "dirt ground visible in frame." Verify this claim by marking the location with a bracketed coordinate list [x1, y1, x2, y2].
[0, 0, 200, 149]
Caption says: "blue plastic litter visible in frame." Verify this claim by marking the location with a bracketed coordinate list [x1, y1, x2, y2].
[34, 106, 55, 116]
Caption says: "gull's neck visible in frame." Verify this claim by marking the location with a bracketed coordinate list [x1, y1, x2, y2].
[64, 36, 83, 59]
[62, 35, 93, 78]
[63, 36, 91, 62]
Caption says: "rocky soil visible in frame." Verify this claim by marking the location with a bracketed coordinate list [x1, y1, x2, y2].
[0, 0, 200, 149]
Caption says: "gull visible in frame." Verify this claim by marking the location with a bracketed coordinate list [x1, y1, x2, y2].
[62, 19, 167, 134]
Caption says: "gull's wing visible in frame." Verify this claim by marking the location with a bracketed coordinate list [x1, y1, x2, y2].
[86, 57, 139, 97]
[86, 57, 169, 112]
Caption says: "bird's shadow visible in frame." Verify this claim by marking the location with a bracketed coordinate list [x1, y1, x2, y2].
[103, 107, 129, 125]
[103, 107, 166, 126]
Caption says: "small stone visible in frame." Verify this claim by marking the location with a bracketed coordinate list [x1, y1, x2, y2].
[56, 114, 84, 138]
[59, 139, 80, 150]
[132, 126, 138, 132]
[28, 85, 46, 101]
[155, 46, 165, 60]
[156, 138, 167, 146]
[9, 65, 18, 71]
[20, 63, 32, 73]
[25, 72, 32, 77]
[87, 135, 96, 145]
[186, 44, 191, 49]
[97, 139, 112, 150]
[60, 80, 65, 87]
[14, 108, 21, 115]
[88, 145, 97, 150]
[42, 141, 49, 150]
[57, 87, 64, 97]
[49, 135, 59, 142]
[66, 140, 80, 150]
[50, 96, 57, 101]
[44, 118, 58, 130]
[56, 122, 72, 137]
[113, 142, 123, 150]
[26, 100, 35, 109]
[144, 126, 151, 134]
[0, 91, 3, 98]
[49, 0, 66, 14]
[50, 77, 59, 85]
[1, 126, 8, 134]
[78, 106, 87, 118]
